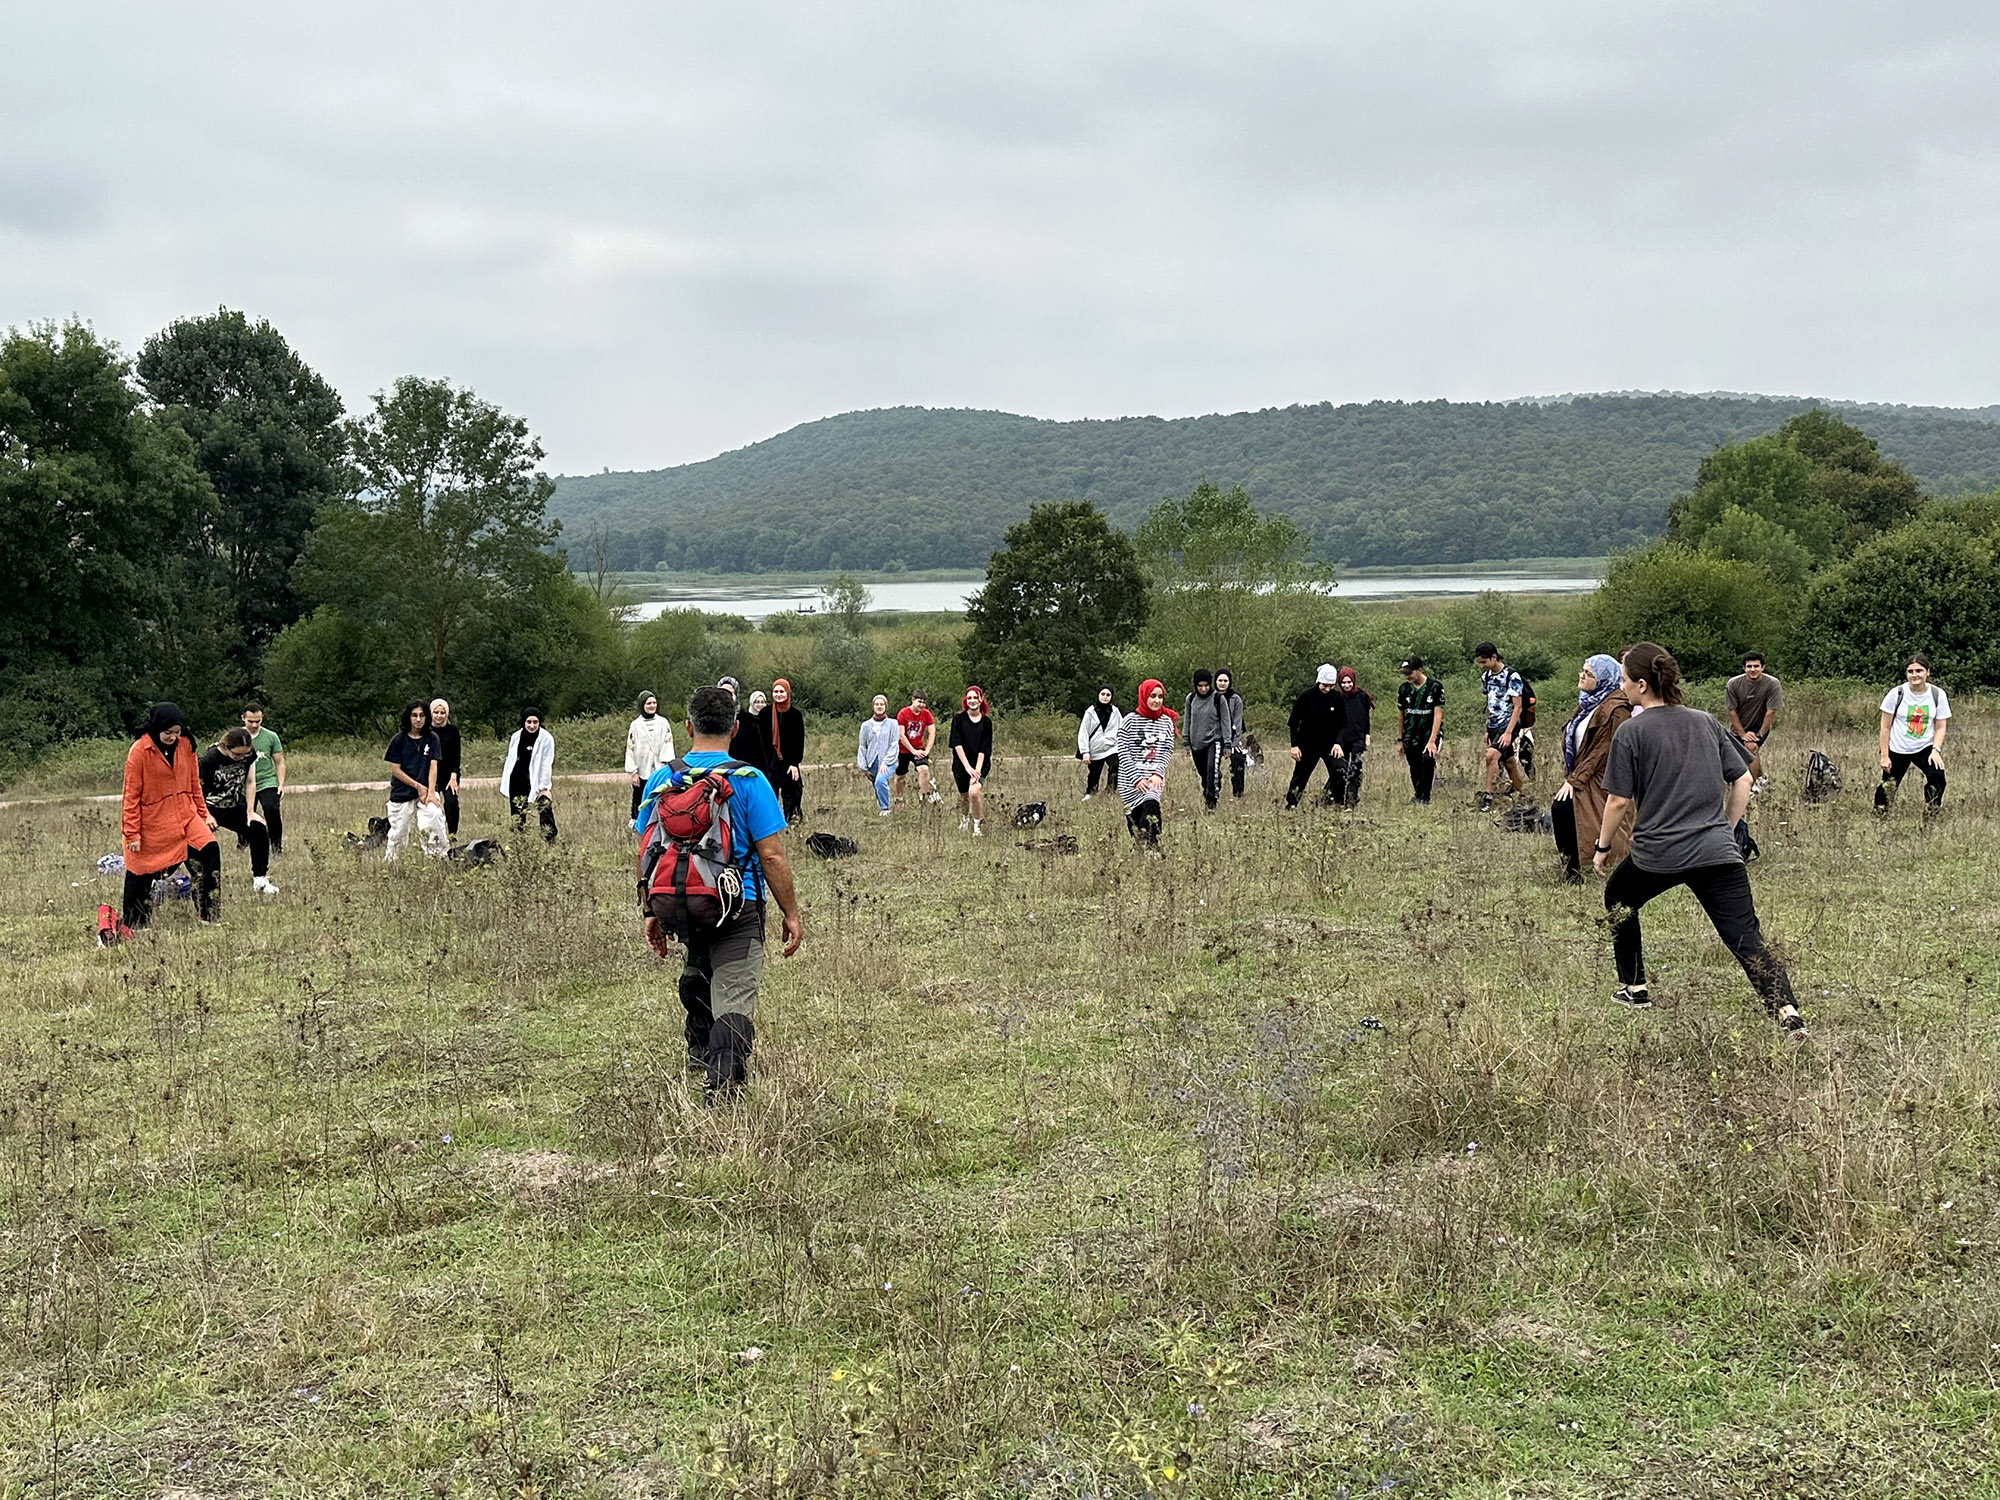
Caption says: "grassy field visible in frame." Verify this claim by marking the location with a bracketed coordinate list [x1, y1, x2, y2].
[3, 689, 1998, 1497]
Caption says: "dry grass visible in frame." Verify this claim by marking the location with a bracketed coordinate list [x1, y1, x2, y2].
[2, 694, 1997, 1497]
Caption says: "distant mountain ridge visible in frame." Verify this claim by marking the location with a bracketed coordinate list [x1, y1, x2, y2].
[553, 394, 2000, 573]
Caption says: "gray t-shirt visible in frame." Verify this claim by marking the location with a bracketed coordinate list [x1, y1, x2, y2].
[1724, 673, 1783, 737]
[1603, 706, 1750, 872]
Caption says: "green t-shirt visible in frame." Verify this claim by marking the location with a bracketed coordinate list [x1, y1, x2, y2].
[250, 727, 283, 792]
[1397, 678, 1443, 747]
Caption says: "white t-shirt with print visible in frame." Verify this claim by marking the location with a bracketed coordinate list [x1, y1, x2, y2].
[1880, 684, 1950, 754]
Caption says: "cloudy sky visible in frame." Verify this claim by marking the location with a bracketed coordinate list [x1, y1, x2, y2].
[6, 2, 1997, 472]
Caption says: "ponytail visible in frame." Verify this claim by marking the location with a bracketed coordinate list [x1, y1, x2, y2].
[1622, 642, 1684, 705]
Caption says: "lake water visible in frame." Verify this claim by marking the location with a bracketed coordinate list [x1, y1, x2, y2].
[628, 573, 1602, 622]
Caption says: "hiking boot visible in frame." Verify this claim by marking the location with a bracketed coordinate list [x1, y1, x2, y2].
[1612, 985, 1652, 1010]
[705, 1014, 755, 1101]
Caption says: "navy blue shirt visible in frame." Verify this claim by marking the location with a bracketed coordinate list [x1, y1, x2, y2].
[384, 731, 440, 803]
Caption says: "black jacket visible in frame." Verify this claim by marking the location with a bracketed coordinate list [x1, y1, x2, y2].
[770, 706, 806, 771]
[729, 710, 773, 772]
[1335, 692, 1372, 749]
[1289, 686, 1346, 755]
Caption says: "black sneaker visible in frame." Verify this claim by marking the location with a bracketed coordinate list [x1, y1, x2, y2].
[1873, 783, 1891, 813]
[1475, 792, 1494, 813]
[1613, 986, 1652, 1010]
[1776, 1004, 1806, 1034]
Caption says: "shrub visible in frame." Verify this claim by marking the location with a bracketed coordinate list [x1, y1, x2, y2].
[1796, 520, 2000, 686]
[1578, 545, 1789, 680]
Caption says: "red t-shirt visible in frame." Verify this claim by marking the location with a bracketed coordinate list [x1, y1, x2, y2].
[895, 706, 934, 754]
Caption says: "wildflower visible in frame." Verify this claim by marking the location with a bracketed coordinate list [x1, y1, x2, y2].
[441, 1133, 452, 1144]
[830, 1369, 849, 1383]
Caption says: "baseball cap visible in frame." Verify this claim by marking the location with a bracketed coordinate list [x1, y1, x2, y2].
[1400, 656, 1423, 673]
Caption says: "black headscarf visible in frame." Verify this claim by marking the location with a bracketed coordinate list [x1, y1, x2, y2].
[637, 690, 658, 720]
[1091, 686, 1116, 729]
[1192, 668, 1214, 692]
[145, 702, 185, 763]
[518, 707, 544, 751]
[1214, 669, 1239, 702]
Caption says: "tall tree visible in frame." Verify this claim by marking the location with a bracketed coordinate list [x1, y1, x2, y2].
[294, 376, 562, 693]
[961, 500, 1150, 710]
[0, 321, 213, 747]
[137, 309, 346, 678]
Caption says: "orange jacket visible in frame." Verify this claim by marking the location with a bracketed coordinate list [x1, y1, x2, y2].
[121, 735, 216, 876]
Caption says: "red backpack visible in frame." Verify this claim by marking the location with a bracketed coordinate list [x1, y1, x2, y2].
[636, 758, 760, 938]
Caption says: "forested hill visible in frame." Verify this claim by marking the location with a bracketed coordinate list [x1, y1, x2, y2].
[552, 395, 2000, 572]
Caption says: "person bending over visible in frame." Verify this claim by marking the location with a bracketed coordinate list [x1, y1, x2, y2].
[1285, 665, 1347, 808]
[199, 727, 278, 896]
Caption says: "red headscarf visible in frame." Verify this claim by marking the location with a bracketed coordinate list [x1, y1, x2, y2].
[1335, 666, 1375, 708]
[1134, 678, 1178, 725]
[769, 678, 791, 751]
[961, 685, 988, 716]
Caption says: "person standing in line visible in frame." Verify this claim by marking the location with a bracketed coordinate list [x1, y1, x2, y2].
[857, 694, 899, 815]
[120, 703, 221, 928]
[382, 701, 447, 862]
[768, 678, 807, 823]
[429, 698, 463, 837]
[1394, 657, 1444, 804]
[1213, 669, 1247, 799]
[895, 690, 941, 804]
[949, 686, 993, 835]
[1285, 664, 1347, 808]
[1875, 654, 1951, 815]
[199, 727, 279, 896]
[1551, 654, 1631, 882]
[636, 686, 803, 1099]
[1474, 642, 1528, 812]
[731, 689, 772, 772]
[1076, 686, 1124, 799]
[1183, 668, 1226, 810]
[502, 708, 558, 841]
[625, 690, 677, 826]
[1724, 652, 1782, 789]
[1594, 642, 1803, 1032]
[1332, 667, 1374, 807]
[241, 703, 285, 856]
[1117, 678, 1179, 845]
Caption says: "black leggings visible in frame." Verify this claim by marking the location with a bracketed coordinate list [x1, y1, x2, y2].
[443, 786, 460, 836]
[1883, 750, 1946, 807]
[1603, 858, 1795, 1014]
[1404, 745, 1437, 804]
[510, 793, 559, 841]
[1190, 742, 1223, 808]
[1551, 796, 1581, 881]
[1126, 799, 1162, 846]
[1084, 754, 1119, 795]
[213, 804, 269, 878]
[1229, 749, 1246, 798]
[255, 786, 283, 854]
[123, 842, 220, 928]
[1286, 751, 1341, 806]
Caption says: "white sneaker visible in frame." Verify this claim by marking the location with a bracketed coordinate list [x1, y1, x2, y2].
[972, 820, 982, 837]
[252, 876, 279, 895]
[928, 791, 942, 804]
[1081, 793, 1092, 801]
[959, 816, 970, 830]
[878, 809, 891, 817]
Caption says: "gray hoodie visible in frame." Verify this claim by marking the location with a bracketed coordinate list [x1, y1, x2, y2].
[1182, 687, 1224, 750]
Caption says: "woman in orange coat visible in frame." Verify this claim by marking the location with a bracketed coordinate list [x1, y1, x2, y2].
[120, 702, 221, 928]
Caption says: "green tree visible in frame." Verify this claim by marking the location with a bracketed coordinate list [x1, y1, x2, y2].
[1797, 520, 2000, 686]
[136, 309, 346, 684]
[1134, 479, 1324, 589]
[820, 573, 872, 631]
[0, 320, 213, 744]
[961, 500, 1150, 710]
[1669, 437, 1842, 564]
[1696, 506, 1814, 588]
[1778, 407, 1924, 544]
[1579, 545, 1789, 680]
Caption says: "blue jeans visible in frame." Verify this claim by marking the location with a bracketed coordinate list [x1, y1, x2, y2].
[869, 761, 893, 811]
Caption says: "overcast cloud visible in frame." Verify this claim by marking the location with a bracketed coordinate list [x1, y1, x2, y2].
[5, 1, 1998, 471]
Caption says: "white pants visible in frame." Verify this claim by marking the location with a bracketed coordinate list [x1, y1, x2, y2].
[384, 798, 449, 862]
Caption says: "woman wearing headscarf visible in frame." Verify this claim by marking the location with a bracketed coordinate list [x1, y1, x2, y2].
[1333, 667, 1374, 808]
[767, 678, 807, 823]
[1115, 679, 1179, 846]
[1075, 686, 1124, 799]
[948, 686, 994, 836]
[625, 691, 676, 824]
[501, 708, 558, 841]
[729, 688, 772, 772]
[1552, 653, 1633, 882]
[1183, 668, 1225, 810]
[119, 703, 221, 929]
[857, 694, 899, 815]
[1214, 669, 1247, 799]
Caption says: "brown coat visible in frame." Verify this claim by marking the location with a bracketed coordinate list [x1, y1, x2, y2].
[1564, 689, 1634, 867]
[121, 735, 215, 876]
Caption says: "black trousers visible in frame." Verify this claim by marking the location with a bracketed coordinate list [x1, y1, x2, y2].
[1126, 798, 1162, 845]
[629, 781, 645, 824]
[1286, 751, 1341, 806]
[1228, 749, 1246, 798]
[1335, 747, 1365, 808]
[122, 842, 220, 928]
[777, 768, 803, 823]
[1403, 745, 1437, 804]
[213, 804, 269, 878]
[1550, 796, 1581, 881]
[510, 793, 558, 841]
[1084, 754, 1119, 795]
[1883, 750, 1946, 807]
[255, 787, 283, 853]
[1603, 858, 1795, 1013]
[442, 786, 461, 836]
[1189, 741, 1223, 808]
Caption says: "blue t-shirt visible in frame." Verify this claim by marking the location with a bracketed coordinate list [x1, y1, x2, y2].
[1481, 667, 1525, 730]
[384, 731, 440, 803]
[635, 752, 785, 899]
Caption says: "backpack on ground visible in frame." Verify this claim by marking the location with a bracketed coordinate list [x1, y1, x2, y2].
[1012, 802, 1047, 827]
[1500, 802, 1543, 834]
[1804, 750, 1841, 804]
[96, 903, 132, 946]
[637, 758, 760, 939]
[805, 831, 858, 859]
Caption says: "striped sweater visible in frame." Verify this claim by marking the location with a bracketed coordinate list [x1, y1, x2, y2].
[1115, 713, 1178, 811]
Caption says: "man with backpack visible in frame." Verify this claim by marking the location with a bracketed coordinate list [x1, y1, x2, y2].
[634, 687, 804, 1100]
[1475, 643, 1531, 812]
